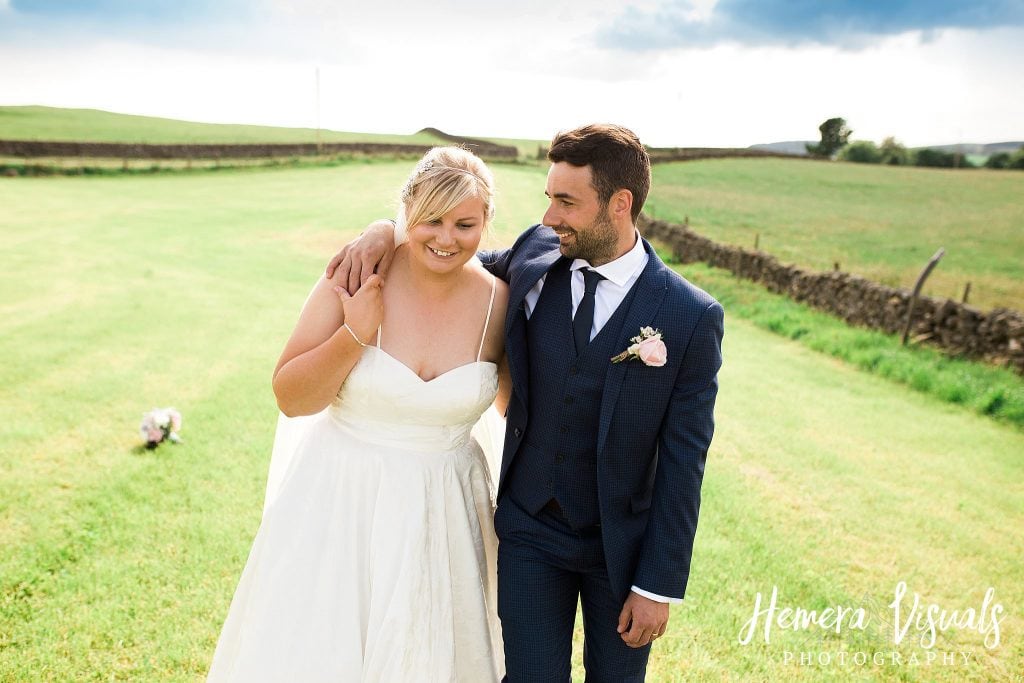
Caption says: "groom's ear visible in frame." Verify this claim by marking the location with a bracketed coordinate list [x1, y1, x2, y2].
[609, 188, 634, 222]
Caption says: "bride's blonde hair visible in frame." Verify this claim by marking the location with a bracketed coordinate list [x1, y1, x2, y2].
[395, 147, 495, 242]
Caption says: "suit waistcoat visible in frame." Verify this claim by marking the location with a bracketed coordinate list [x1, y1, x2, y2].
[506, 257, 639, 529]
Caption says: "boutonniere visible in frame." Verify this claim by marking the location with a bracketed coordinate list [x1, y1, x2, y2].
[611, 327, 667, 366]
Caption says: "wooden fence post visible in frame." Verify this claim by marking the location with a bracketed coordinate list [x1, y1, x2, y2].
[902, 248, 945, 346]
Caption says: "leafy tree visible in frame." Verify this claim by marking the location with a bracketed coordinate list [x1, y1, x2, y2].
[806, 117, 852, 158]
[1010, 146, 1024, 170]
[879, 136, 909, 165]
[985, 152, 1011, 169]
[840, 140, 881, 164]
[914, 148, 973, 168]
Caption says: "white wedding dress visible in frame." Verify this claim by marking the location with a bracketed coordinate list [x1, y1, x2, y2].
[208, 282, 504, 682]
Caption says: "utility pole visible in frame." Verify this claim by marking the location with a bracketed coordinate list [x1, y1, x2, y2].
[315, 66, 322, 155]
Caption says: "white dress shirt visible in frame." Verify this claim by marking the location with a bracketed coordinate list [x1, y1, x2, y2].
[523, 230, 648, 333]
[522, 231, 680, 605]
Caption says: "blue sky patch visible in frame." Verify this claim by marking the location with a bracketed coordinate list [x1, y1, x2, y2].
[603, 0, 1024, 49]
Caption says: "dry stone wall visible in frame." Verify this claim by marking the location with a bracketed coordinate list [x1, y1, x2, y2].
[0, 139, 519, 160]
[639, 215, 1024, 373]
[647, 147, 807, 163]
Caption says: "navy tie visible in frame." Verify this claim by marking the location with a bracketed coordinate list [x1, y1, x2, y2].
[573, 268, 606, 355]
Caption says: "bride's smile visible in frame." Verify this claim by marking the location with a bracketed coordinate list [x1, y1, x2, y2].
[407, 196, 486, 273]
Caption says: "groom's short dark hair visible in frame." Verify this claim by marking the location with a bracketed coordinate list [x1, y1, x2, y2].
[547, 124, 650, 223]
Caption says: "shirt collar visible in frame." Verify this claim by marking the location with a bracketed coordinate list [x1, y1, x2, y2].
[570, 230, 647, 288]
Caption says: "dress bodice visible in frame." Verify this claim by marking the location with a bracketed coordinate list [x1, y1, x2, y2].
[329, 346, 499, 452]
[328, 270, 500, 453]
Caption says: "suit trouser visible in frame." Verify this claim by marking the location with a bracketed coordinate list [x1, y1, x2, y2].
[495, 495, 651, 683]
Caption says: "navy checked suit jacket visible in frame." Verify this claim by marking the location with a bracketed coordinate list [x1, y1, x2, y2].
[479, 224, 724, 601]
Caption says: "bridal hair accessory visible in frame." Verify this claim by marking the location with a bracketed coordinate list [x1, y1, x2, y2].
[400, 159, 489, 203]
[400, 159, 435, 201]
[140, 407, 182, 448]
[611, 327, 667, 366]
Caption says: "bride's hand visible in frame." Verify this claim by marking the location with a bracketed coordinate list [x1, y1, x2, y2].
[333, 274, 384, 344]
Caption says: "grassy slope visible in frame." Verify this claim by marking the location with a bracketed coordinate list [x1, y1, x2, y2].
[663, 259, 1024, 429]
[647, 158, 1024, 312]
[1, 162, 1021, 681]
[0, 105, 443, 145]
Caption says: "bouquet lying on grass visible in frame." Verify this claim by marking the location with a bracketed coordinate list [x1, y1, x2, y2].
[140, 407, 182, 449]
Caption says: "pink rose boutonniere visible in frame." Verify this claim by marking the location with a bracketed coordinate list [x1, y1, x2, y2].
[611, 326, 667, 366]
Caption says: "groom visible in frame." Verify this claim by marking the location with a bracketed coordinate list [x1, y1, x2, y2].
[329, 124, 723, 681]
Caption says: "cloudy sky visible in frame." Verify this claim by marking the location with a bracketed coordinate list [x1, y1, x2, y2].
[1, 0, 1022, 147]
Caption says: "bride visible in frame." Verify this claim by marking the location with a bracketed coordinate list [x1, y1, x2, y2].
[207, 147, 510, 682]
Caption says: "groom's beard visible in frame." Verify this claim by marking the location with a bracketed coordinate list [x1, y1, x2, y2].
[555, 207, 618, 264]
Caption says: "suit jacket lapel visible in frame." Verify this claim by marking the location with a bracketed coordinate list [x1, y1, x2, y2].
[506, 247, 564, 401]
[506, 248, 562, 329]
[596, 240, 668, 457]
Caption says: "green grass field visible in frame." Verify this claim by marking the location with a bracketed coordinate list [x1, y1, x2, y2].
[7, 108, 1020, 313]
[658, 258, 1024, 429]
[647, 158, 1024, 312]
[0, 106, 444, 145]
[2, 160, 1021, 681]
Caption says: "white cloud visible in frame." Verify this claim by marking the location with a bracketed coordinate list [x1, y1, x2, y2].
[0, 4, 1020, 147]
[615, 27, 1024, 147]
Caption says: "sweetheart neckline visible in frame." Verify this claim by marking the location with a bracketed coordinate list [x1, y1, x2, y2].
[369, 346, 497, 384]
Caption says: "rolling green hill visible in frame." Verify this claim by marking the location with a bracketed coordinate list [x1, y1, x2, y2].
[4, 106, 1020, 312]
[647, 157, 1024, 312]
[0, 105, 445, 145]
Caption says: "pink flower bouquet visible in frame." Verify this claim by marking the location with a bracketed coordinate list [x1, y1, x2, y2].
[140, 407, 182, 449]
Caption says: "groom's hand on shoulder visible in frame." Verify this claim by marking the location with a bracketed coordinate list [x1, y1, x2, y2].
[617, 591, 670, 648]
[326, 220, 397, 294]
